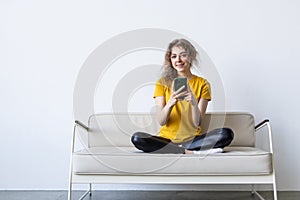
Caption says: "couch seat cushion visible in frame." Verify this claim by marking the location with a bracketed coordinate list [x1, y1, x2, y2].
[73, 146, 272, 175]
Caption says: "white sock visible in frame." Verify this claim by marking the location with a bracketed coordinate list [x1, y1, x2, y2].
[193, 148, 223, 155]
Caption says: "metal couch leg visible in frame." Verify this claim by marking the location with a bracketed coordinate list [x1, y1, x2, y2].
[89, 183, 92, 196]
[251, 184, 255, 195]
[252, 191, 266, 200]
[251, 183, 278, 200]
[251, 185, 266, 200]
[273, 174, 278, 200]
[79, 184, 92, 200]
[68, 180, 72, 200]
[68, 164, 73, 200]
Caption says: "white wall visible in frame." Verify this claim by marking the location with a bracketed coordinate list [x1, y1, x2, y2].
[1, 0, 300, 190]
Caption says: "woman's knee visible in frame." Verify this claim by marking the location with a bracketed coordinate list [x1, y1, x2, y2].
[222, 128, 234, 142]
[131, 132, 150, 145]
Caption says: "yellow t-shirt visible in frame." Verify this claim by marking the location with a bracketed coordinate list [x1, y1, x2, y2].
[153, 75, 211, 143]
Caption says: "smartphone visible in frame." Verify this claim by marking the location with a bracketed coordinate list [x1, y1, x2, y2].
[174, 77, 187, 100]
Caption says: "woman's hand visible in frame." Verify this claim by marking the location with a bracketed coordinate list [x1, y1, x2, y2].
[168, 84, 188, 107]
[184, 84, 203, 128]
[184, 84, 198, 106]
[155, 83, 187, 126]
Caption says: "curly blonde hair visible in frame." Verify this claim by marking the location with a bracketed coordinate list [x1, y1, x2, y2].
[161, 38, 198, 87]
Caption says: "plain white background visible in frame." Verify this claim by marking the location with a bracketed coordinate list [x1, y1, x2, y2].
[1, 0, 300, 191]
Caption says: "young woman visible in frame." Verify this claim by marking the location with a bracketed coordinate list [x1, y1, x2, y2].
[131, 39, 233, 154]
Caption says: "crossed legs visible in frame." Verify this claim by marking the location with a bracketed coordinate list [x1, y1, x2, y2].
[131, 128, 234, 154]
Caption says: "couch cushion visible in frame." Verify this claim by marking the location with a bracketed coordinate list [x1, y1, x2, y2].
[87, 112, 255, 148]
[73, 146, 272, 175]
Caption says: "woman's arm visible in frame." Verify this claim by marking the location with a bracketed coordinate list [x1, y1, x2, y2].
[185, 85, 209, 127]
[196, 98, 209, 126]
[155, 86, 187, 126]
[155, 96, 171, 126]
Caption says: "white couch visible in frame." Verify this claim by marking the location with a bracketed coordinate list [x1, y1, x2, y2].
[68, 112, 277, 200]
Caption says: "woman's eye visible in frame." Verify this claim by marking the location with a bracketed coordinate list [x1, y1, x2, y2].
[171, 55, 177, 59]
[181, 54, 187, 57]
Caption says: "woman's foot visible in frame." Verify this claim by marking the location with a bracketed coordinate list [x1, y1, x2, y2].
[184, 148, 223, 155]
[184, 149, 194, 154]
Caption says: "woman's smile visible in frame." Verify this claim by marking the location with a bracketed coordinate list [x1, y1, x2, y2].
[170, 46, 191, 73]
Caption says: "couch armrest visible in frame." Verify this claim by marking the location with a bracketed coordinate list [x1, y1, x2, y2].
[255, 119, 269, 131]
[70, 120, 89, 154]
[254, 119, 274, 154]
[75, 120, 89, 131]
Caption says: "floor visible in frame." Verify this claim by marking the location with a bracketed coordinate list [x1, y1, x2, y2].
[0, 191, 299, 200]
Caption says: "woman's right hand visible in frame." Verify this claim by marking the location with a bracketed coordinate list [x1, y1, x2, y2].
[167, 85, 187, 107]
[155, 83, 187, 126]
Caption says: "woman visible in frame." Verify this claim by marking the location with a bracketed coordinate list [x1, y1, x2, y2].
[131, 39, 233, 154]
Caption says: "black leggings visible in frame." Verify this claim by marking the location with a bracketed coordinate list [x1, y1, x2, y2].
[131, 128, 234, 154]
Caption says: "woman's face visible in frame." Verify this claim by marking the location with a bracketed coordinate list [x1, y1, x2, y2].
[170, 46, 191, 73]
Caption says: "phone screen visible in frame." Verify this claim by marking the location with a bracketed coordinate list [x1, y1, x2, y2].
[174, 78, 187, 100]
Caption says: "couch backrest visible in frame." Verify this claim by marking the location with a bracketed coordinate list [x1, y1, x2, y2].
[87, 112, 255, 148]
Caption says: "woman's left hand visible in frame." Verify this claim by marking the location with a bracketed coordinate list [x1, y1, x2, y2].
[184, 84, 198, 106]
